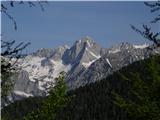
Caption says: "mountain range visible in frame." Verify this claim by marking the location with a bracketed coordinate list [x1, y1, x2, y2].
[10, 36, 160, 101]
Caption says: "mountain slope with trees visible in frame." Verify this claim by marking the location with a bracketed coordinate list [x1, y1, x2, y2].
[2, 55, 160, 120]
[56, 55, 160, 120]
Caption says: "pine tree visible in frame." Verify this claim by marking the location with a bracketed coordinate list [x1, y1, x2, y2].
[114, 55, 160, 120]
[24, 72, 70, 120]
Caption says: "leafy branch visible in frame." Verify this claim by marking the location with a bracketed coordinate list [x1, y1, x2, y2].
[144, 1, 160, 23]
[131, 1, 160, 50]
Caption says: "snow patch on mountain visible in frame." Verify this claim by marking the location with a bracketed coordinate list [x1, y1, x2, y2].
[86, 40, 91, 47]
[109, 49, 121, 54]
[14, 90, 33, 97]
[106, 58, 112, 68]
[133, 44, 149, 49]
[51, 60, 67, 78]
[19, 56, 50, 82]
[82, 59, 97, 68]
[17, 56, 72, 91]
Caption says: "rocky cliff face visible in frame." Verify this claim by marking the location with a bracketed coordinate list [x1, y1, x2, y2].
[10, 36, 160, 100]
[67, 42, 160, 89]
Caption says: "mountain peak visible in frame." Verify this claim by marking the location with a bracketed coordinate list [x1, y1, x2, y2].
[76, 36, 94, 43]
[55, 45, 70, 51]
[62, 36, 101, 65]
[111, 42, 134, 50]
[119, 42, 133, 48]
[33, 48, 54, 58]
[82, 36, 93, 41]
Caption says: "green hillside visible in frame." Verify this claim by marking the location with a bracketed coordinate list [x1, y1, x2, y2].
[56, 55, 160, 120]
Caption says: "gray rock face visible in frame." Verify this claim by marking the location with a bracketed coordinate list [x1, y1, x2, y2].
[52, 45, 69, 61]
[14, 70, 31, 92]
[33, 48, 54, 58]
[62, 37, 103, 88]
[66, 43, 160, 89]
[41, 58, 52, 67]
[62, 36, 101, 64]
[13, 70, 45, 100]
[34, 45, 69, 60]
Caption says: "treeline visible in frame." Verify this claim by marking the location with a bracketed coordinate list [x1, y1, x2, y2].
[1, 97, 44, 120]
[2, 55, 160, 120]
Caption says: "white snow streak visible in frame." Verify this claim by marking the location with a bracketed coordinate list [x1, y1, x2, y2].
[106, 58, 112, 68]
[82, 59, 97, 68]
[14, 91, 33, 97]
[81, 47, 101, 68]
[133, 44, 149, 49]
[109, 49, 121, 54]
[86, 40, 91, 47]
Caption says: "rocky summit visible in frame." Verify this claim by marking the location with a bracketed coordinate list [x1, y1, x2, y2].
[9, 36, 160, 101]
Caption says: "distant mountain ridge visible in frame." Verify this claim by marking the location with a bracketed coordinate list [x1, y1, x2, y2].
[9, 36, 160, 101]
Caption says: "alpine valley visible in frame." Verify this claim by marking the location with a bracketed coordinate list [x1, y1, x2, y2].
[9, 36, 160, 101]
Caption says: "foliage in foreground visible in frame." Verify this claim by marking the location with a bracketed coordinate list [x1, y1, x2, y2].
[24, 72, 70, 120]
[1, 97, 43, 120]
[1, 40, 30, 105]
[114, 55, 160, 120]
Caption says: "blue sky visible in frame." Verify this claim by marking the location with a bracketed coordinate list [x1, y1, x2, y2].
[2, 1, 159, 53]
